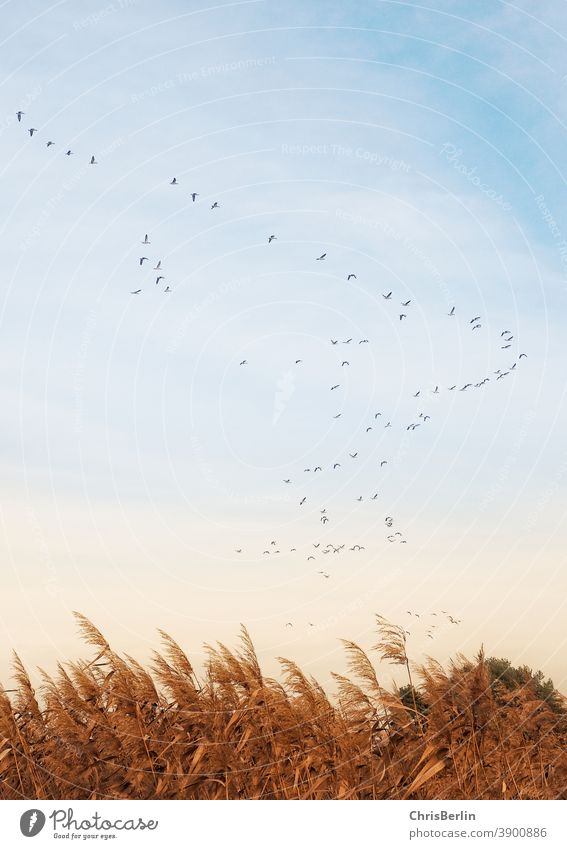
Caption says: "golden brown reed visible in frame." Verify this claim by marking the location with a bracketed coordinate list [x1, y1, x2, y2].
[0, 613, 565, 800]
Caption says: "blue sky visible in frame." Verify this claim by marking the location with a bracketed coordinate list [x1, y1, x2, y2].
[1, 1, 567, 687]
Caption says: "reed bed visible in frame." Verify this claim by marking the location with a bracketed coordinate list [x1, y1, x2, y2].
[1, 613, 565, 800]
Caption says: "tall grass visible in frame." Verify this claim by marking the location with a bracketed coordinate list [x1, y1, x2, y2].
[0, 613, 565, 800]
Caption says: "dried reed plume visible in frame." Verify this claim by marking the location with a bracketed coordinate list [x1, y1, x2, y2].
[0, 614, 565, 800]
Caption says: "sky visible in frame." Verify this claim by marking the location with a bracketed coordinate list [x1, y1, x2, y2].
[1, 0, 567, 692]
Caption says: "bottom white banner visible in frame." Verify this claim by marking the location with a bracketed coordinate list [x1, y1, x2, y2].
[0, 800, 565, 848]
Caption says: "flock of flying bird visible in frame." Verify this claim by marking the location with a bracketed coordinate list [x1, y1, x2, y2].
[15, 107, 527, 637]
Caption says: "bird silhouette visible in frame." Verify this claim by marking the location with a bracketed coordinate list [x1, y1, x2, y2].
[268, 235, 277, 243]
[383, 291, 392, 299]
[16, 111, 24, 122]
[316, 253, 327, 261]
[347, 273, 357, 280]
[191, 192, 199, 201]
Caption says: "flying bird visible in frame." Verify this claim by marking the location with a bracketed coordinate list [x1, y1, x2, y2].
[382, 291, 392, 299]
[448, 306, 455, 316]
[239, 360, 247, 366]
[341, 361, 349, 367]
[347, 273, 357, 280]
[153, 261, 162, 270]
[46, 141, 54, 147]
[16, 111, 24, 122]
[191, 192, 199, 201]
[28, 128, 37, 136]
[65, 149, 73, 155]
[90, 155, 97, 164]
[268, 235, 277, 243]
[349, 452, 358, 459]
[139, 257, 149, 266]
[316, 253, 326, 261]
[130, 289, 142, 295]
[300, 497, 307, 506]
[399, 314, 407, 321]
[470, 316, 481, 324]
[155, 276, 165, 285]
[211, 202, 220, 209]
[170, 177, 178, 185]
[142, 234, 150, 244]
[330, 384, 340, 390]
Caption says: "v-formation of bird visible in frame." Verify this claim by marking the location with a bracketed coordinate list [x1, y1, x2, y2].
[15, 108, 527, 631]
